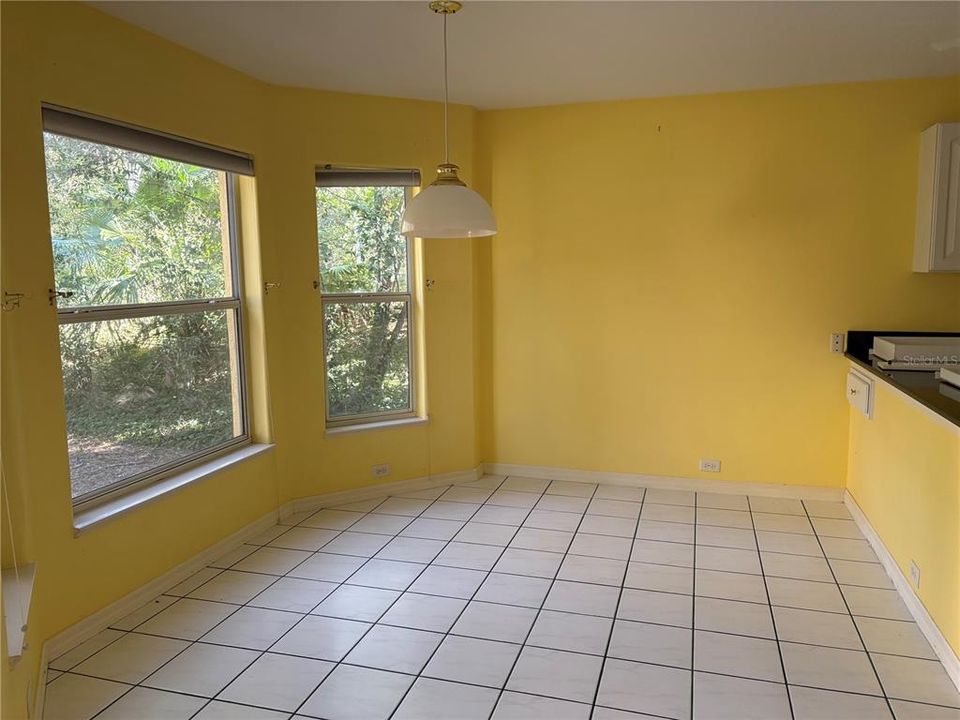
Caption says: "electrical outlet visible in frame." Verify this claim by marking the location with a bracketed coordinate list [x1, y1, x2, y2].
[371, 463, 390, 478]
[909, 560, 921, 589]
[830, 333, 845, 354]
[699, 458, 721, 473]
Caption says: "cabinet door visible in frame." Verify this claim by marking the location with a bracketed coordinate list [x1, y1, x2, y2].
[915, 123, 960, 273]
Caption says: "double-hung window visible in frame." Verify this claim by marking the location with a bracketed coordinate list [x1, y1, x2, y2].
[41, 107, 254, 505]
[315, 168, 421, 427]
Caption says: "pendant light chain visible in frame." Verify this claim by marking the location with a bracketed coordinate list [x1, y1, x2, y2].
[443, 11, 450, 165]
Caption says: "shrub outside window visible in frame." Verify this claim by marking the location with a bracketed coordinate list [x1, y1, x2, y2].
[42, 108, 252, 505]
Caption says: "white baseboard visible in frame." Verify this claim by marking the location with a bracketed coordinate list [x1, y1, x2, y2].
[844, 491, 960, 693]
[41, 464, 482, 681]
[483, 462, 844, 501]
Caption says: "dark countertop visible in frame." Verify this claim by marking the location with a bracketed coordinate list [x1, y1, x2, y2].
[845, 330, 960, 429]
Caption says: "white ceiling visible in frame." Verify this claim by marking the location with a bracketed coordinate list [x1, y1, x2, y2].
[93, 1, 960, 110]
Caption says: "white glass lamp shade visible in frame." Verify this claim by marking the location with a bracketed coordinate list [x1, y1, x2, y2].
[402, 164, 497, 238]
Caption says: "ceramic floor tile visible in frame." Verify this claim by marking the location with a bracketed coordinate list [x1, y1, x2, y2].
[760, 552, 834, 582]
[645, 489, 696, 506]
[394, 678, 500, 720]
[43, 673, 130, 720]
[452, 600, 539, 643]
[397, 486, 450, 500]
[433, 541, 503, 571]
[773, 606, 863, 650]
[441, 486, 496, 504]
[618, 588, 693, 628]
[268, 526, 340, 551]
[811, 517, 863, 539]
[455, 522, 518, 546]
[209, 544, 258, 569]
[608, 619, 692, 668]
[344, 624, 443, 673]
[110, 597, 178, 632]
[201, 606, 302, 650]
[493, 691, 591, 720]
[196, 701, 289, 719]
[536, 494, 591, 514]
[695, 569, 768, 604]
[756, 531, 824, 557]
[569, 533, 632, 560]
[528, 610, 612, 654]
[766, 577, 847, 613]
[694, 597, 775, 639]
[488, 490, 541, 509]
[506, 646, 604, 703]
[597, 658, 692, 718]
[270, 615, 371, 661]
[376, 536, 446, 563]
[321, 531, 392, 557]
[312, 584, 400, 621]
[188, 570, 277, 604]
[544, 580, 620, 617]
[635, 519, 695, 544]
[72, 633, 188, 683]
[135, 598, 236, 640]
[587, 498, 642, 519]
[423, 635, 521, 688]
[302, 509, 365, 530]
[494, 547, 564, 578]
[697, 508, 753, 529]
[790, 686, 893, 719]
[408, 565, 487, 599]
[577, 514, 637, 537]
[167, 568, 222, 596]
[510, 527, 574, 553]
[248, 577, 337, 612]
[478, 505, 536, 526]
[696, 525, 757, 550]
[594, 485, 646, 502]
[559, 554, 627, 586]
[422, 501, 482, 521]
[474, 573, 552, 608]
[693, 630, 783, 682]
[375, 497, 433, 516]
[348, 513, 413, 536]
[218, 652, 334, 711]
[829, 559, 893, 589]
[842, 585, 912, 621]
[888, 699, 960, 719]
[640, 503, 696, 524]
[299, 664, 413, 720]
[631, 539, 694, 567]
[95, 687, 205, 719]
[855, 616, 937, 659]
[624, 561, 693, 594]
[780, 642, 883, 695]
[248, 526, 291, 545]
[401, 517, 467, 541]
[803, 500, 853, 520]
[696, 546, 762, 575]
[546, 480, 597, 498]
[380, 592, 467, 632]
[232, 547, 313, 575]
[693, 672, 791, 720]
[820, 537, 879, 563]
[752, 512, 813, 534]
[502, 476, 551, 493]
[289, 552, 366, 582]
[696, 493, 749, 511]
[143, 643, 259, 697]
[748, 497, 805, 515]
[345, 558, 425, 590]
[872, 654, 960, 707]
[49, 629, 126, 670]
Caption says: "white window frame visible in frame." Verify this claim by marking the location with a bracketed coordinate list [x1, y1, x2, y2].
[42, 109, 253, 509]
[316, 178, 419, 428]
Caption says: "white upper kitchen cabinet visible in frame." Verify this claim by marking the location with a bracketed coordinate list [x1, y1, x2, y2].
[914, 122, 960, 273]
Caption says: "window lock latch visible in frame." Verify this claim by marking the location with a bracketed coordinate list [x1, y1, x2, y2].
[49, 289, 75, 306]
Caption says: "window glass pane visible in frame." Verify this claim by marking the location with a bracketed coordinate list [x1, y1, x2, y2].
[43, 132, 232, 307]
[60, 309, 243, 499]
[324, 301, 411, 419]
[316, 186, 408, 293]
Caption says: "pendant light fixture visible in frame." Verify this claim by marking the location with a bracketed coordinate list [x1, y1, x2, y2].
[401, 1, 497, 238]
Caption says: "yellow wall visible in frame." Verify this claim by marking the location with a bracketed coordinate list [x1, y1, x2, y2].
[475, 77, 960, 487]
[847, 378, 960, 656]
[1, 3, 480, 714]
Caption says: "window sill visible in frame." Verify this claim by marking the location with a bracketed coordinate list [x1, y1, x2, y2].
[73, 443, 275, 534]
[325, 416, 429, 437]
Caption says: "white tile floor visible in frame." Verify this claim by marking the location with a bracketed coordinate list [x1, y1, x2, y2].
[44, 476, 960, 720]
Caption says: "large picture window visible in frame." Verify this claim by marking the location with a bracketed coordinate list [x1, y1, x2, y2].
[42, 107, 253, 504]
[315, 168, 421, 426]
